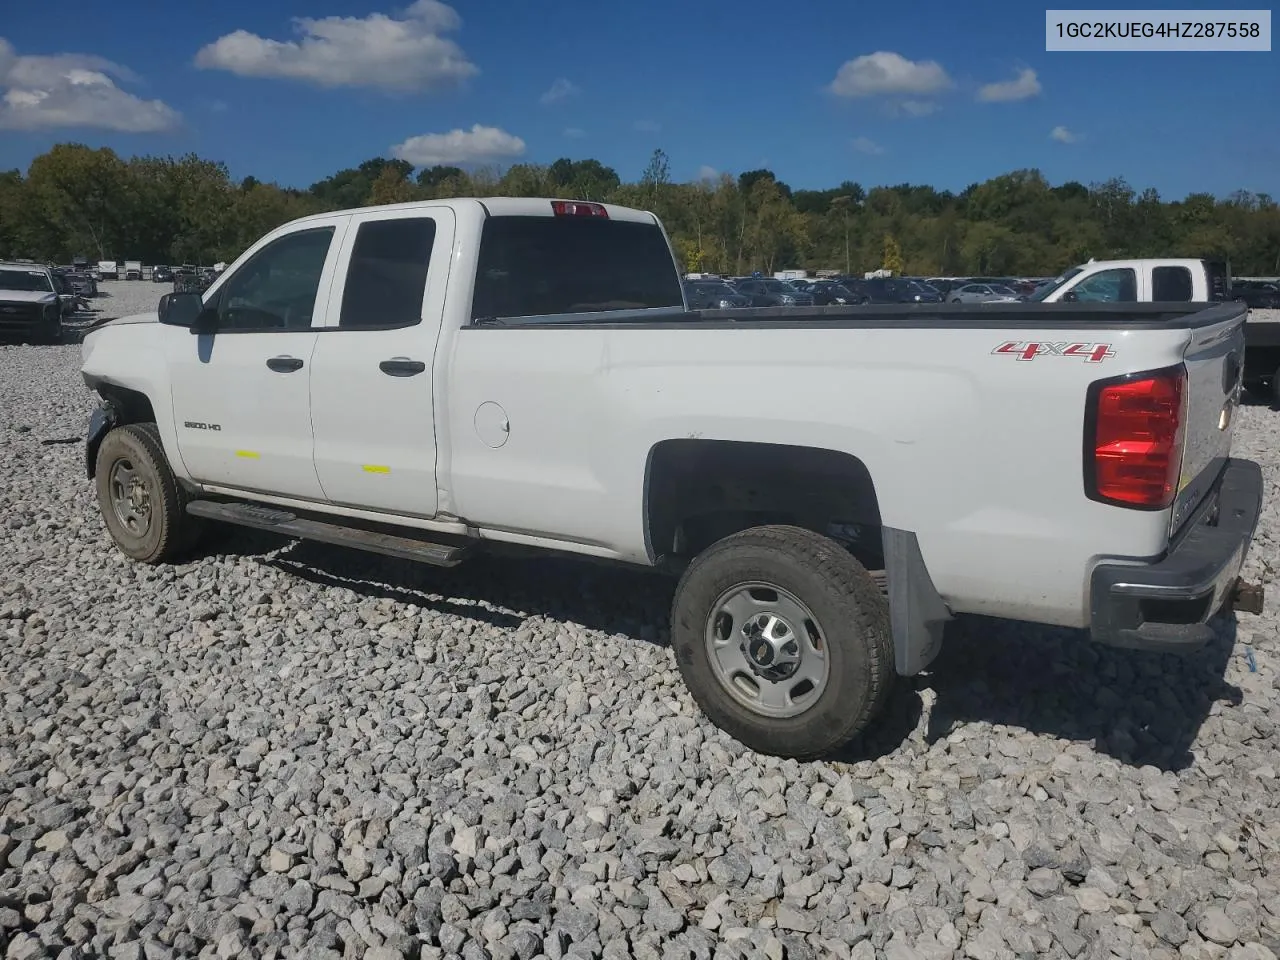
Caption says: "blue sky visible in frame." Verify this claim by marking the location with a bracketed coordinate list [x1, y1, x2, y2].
[1, 0, 1276, 198]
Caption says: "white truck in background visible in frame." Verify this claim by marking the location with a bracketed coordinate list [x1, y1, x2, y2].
[97, 260, 119, 281]
[1032, 258, 1280, 403]
[124, 260, 143, 281]
[78, 198, 1265, 759]
[1031, 258, 1232, 304]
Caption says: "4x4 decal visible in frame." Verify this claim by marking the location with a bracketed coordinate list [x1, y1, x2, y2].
[992, 341, 1115, 363]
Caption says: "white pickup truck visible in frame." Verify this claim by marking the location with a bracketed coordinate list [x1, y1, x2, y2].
[79, 198, 1266, 759]
[1031, 258, 1280, 403]
[1031, 257, 1233, 304]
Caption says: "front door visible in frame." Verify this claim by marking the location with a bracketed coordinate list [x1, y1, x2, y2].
[167, 218, 348, 500]
[308, 207, 456, 517]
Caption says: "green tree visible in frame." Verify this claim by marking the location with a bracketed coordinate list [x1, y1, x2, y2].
[881, 235, 903, 274]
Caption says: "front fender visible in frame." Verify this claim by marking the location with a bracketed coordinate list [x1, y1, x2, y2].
[85, 403, 118, 479]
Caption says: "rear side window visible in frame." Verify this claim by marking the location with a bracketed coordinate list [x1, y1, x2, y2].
[339, 218, 436, 329]
[1152, 266, 1193, 301]
[471, 216, 683, 321]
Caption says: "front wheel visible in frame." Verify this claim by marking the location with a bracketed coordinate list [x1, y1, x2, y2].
[95, 423, 204, 563]
[670, 525, 894, 759]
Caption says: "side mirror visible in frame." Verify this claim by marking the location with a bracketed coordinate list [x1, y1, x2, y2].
[159, 292, 202, 327]
[159, 292, 217, 333]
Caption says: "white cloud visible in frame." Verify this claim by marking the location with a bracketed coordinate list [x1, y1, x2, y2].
[563, 127, 586, 139]
[194, 0, 477, 92]
[391, 123, 525, 166]
[697, 165, 718, 181]
[633, 119, 661, 133]
[829, 51, 951, 98]
[978, 67, 1042, 102]
[539, 77, 579, 105]
[899, 100, 938, 117]
[0, 38, 179, 132]
[1050, 125, 1077, 143]
[851, 137, 884, 155]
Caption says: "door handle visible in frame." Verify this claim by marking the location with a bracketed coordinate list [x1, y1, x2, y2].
[379, 359, 426, 377]
[266, 356, 304, 373]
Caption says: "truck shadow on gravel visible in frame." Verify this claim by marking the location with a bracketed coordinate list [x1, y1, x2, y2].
[216, 531, 1241, 772]
[904, 615, 1243, 772]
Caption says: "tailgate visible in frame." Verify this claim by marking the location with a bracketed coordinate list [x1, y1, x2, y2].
[1170, 304, 1247, 535]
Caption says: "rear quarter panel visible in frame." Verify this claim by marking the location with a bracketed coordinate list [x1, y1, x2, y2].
[442, 321, 1196, 626]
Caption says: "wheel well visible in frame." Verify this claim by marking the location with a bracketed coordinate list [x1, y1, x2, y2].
[87, 385, 157, 479]
[645, 439, 882, 565]
[99, 385, 156, 425]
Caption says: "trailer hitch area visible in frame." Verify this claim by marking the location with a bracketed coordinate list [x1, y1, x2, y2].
[1229, 578, 1266, 616]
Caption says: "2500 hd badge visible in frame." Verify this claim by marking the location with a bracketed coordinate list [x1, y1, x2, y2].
[183, 421, 221, 431]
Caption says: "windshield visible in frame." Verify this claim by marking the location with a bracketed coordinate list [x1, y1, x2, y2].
[759, 280, 794, 293]
[0, 270, 53, 293]
[904, 280, 935, 295]
[1031, 266, 1084, 301]
[990, 284, 1018, 296]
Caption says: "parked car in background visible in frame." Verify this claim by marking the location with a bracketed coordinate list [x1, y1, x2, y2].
[55, 266, 98, 298]
[925, 278, 968, 299]
[172, 268, 210, 295]
[949, 282, 1023, 304]
[808, 280, 868, 305]
[153, 265, 173, 283]
[1233, 280, 1280, 310]
[0, 262, 63, 343]
[684, 280, 751, 309]
[124, 260, 142, 281]
[858, 277, 943, 304]
[49, 272, 84, 318]
[732, 278, 815, 306]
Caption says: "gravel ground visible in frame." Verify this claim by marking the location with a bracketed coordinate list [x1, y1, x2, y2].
[2, 292, 1279, 960]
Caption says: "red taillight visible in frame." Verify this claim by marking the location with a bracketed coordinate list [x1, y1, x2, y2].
[1087, 366, 1187, 509]
[551, 200, 608, 218]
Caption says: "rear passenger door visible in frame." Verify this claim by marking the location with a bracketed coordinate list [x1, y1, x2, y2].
[308, 207, 456, 517]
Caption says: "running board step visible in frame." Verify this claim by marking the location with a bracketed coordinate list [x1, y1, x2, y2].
[186, 500, 471, 567]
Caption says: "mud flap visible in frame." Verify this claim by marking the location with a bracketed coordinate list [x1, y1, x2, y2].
[85, 403, 117, 479]
[882, 527, 952, 675]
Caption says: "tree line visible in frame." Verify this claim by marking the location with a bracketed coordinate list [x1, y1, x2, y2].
[2, 142, 1278, 277]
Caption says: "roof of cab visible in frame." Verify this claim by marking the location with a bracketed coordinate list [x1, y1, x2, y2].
[286, 197, 660, 228]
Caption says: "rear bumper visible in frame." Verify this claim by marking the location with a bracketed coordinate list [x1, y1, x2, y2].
[1090, 458, 1264, 652]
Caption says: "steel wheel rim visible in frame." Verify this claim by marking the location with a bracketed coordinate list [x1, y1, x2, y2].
[108, 457, 152, 538]
[704, 581, 830, 719]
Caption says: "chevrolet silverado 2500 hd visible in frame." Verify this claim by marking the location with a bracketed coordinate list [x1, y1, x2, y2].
[1031, 258, 1232, 304]
[79, 198, 1266, 759]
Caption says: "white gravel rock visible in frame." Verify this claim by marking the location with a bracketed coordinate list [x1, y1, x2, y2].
[1, 338, 1278, 960]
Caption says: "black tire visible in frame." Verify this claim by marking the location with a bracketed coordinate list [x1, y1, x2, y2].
[670, 524, 894, 759]
[95, 423, 204, 563]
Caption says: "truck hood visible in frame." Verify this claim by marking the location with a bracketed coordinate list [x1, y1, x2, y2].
[109, 311, 159, 326]
[80, 310, 157, 340]
[0, 290, 57, 305]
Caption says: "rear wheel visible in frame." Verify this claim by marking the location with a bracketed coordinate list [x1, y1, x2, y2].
[95, 423, 205, 563]
[670, 524, 894, 759]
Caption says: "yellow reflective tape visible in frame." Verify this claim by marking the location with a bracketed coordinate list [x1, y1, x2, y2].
[362, 464, 390, 474]
[235, 450, 260, 459]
